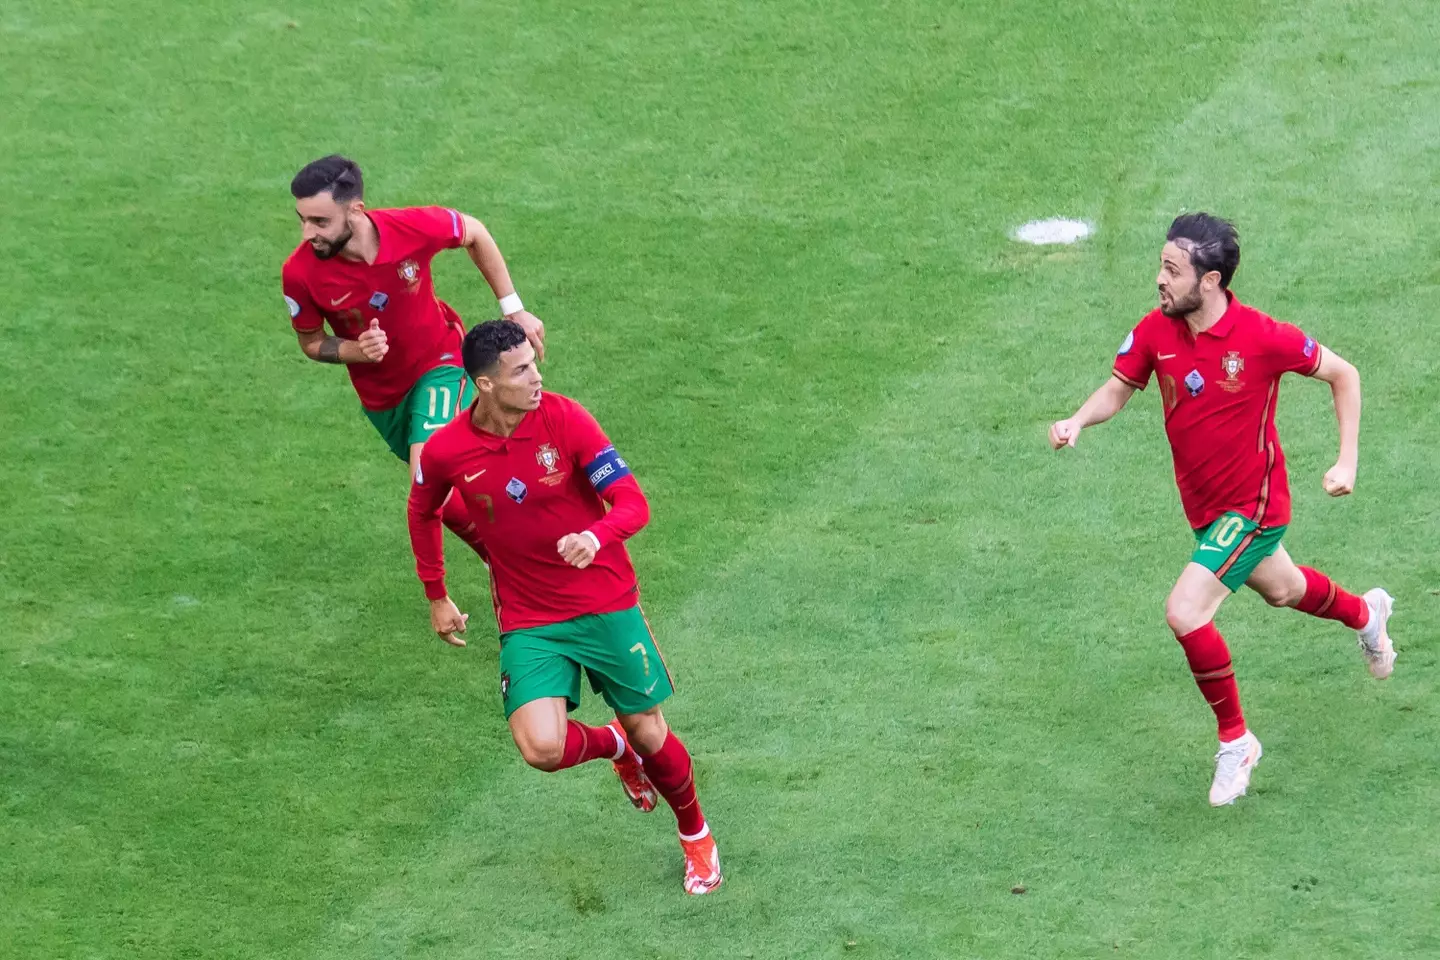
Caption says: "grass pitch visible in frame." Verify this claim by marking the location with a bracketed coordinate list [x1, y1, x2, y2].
[3, 1, 1438, 957]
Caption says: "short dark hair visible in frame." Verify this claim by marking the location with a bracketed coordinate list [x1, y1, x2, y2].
[463, 320, 529, 377]
[290, 155, 364, 203]
[1167, 212, 1240, 288]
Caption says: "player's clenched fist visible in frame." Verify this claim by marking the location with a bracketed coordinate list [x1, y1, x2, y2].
[557, 532, 598, 569]
[357, 318, 389, 362]
[1322, 462, 1356, 497]
[429, 596, 469, 647]
[1049, 419, 1081, 449]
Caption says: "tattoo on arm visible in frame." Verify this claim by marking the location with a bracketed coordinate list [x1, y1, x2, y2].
[317, 337, 343, 364]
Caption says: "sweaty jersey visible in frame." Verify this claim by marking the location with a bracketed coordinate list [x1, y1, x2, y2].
[1112, 292, 1322, 530]
[408, 392, 650, 633]
[282, 206, 467, 411]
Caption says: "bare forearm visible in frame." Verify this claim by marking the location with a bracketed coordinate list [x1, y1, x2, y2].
[1072, 378, 1133, 428]
[1330, 370, 1361, 465]
[464, 223, 516, 300]
[302, 335, 370, 365]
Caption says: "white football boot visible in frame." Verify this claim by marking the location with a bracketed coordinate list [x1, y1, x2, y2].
[1357, 589, 1396, 680]
[1209, 731, 1263, 807]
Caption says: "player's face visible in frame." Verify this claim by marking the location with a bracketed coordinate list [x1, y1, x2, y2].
[1156, 241, 1205, 318]
[485, 341, 544, 413]
[295, 193, 355, 260]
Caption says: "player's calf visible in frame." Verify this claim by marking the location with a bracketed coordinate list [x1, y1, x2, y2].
[616, 705, 669, 755]
[1292, 566, 1369, 629]
[1175, 622, 1248, 744]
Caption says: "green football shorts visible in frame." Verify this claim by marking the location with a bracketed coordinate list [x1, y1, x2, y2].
[498, 605, 675, 718]
[1191, 511, 1287, 592]
[363, 364, 471, 461]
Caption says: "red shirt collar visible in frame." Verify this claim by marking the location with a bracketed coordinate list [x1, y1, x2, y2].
[464, 401, 539, 448]
[1173, 289, 1241, 339]
[368, 211, 392, 264]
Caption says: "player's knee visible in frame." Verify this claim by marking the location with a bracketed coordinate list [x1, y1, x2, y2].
[517, 736, 565, 772]
[1261, 574, 1306, 608]
[1165, 595, 1205, 637]
[1261, 584, 1300, 607]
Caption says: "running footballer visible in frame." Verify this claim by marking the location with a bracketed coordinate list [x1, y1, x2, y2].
[1049, 213, 1396, 806]
[408, 320, 722, 895]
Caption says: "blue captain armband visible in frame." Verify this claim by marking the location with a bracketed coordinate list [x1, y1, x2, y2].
[584, 445, 631, 493]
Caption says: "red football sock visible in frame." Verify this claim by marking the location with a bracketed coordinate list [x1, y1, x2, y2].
[441, 491, 489, 561]
[1176, 623, 1247, 742]
[1295, 567, 1369, 630]
[557, 721, 622, 771]
[639, 731, 707, 837]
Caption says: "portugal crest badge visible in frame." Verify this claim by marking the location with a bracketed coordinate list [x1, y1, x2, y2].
[397, 259, 420, 285]
[1220, 350, 1245, 392]
[535, 442, 569, 486]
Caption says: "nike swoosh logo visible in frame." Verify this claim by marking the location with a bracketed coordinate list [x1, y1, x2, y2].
[329, 293, 352, 306]
[419, 422, 446, 431]
[464, 470, 486, 482]
[1198, 544, 1224, 552]
[1158, 353, 1177, 360]
[643, 679, 659, 696]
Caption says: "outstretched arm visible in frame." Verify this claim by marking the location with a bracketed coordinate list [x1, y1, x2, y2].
[1309, 346, 1361, 496]
[1049, 376, 1138, 449]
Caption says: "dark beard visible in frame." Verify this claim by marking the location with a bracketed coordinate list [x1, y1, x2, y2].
[1160, 288, 1203, 318]
[311, 224, 353, 260]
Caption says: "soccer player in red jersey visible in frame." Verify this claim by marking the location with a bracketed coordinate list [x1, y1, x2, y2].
[281, 155, 545, 556]
[1049, 213, 1396, 807]
[407, 320, 723, 895]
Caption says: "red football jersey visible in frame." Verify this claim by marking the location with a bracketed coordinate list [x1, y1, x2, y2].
[1112, 293, 1322, 530]
[282, 206, 467, 411]
[408, 392, 651, 632]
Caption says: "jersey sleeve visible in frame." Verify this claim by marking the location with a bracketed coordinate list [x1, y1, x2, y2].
[1266, 320, 1323, 376]
[282, 261, 325, 333]
[563, 400, 649, 548]
[407, 444, 455, 600]
[1111, 319, 1154, 389]
[396, 206, 466, 254]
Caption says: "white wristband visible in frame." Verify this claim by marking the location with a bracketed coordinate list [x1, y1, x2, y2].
[581, 530, 602, 553]
[498, 293, 523, 316]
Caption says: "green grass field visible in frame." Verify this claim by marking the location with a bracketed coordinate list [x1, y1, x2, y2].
[4, 1, 1438, 956]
